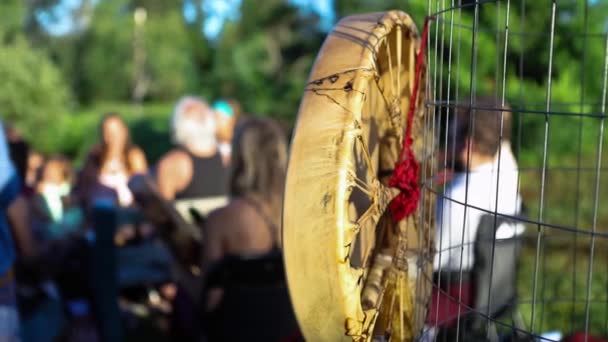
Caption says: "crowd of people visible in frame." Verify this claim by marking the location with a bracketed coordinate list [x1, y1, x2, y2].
[0, 96, 294, 341]
[0, 91, 533, 342]
[2, 92, 598, 342]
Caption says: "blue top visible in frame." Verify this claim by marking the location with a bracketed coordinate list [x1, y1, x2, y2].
[0, 121, 19, 276]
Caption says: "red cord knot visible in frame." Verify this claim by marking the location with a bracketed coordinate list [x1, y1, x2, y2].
[387, 16, 433, 222]
[388, 149, 420, 221]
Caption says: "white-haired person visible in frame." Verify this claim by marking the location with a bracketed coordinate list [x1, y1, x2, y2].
[156, 96, 230, 341]
[157, 96, 229, 220]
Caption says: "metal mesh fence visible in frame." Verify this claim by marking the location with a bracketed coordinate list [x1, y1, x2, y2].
[419, 0, 608, 340]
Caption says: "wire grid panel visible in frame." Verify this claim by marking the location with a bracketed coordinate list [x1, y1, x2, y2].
[418, 0, 608, 341]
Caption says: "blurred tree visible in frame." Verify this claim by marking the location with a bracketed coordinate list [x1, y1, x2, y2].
[143, 7, 200, 101]
[335, 0, 426, 23]
[78, 0, 133, 102]
[131, 0, 182, 12]
[0, 0, 28, 42]
[0, 0, 72, 153]
[0, 37, 72, 153]
[211, 0, 325, 120]
[3, 0, 606, 163]
[460, 1, 608, 161]
[57, 0, 200, 103]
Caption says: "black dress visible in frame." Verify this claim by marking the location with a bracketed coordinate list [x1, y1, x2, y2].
[202, 197, 299, 342]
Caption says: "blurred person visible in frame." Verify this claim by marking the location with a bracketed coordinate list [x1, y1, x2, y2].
[227, 99, 243, 121]
[156, 96, 227, 339]
[2, 128, 36, 261]
[19, 158, 72, 342]
[213, 100, 237, 166]
[19, 156, 80, 342]
[26, 151, 44, 189]
[0, 121, 52, 340]
[474, 96, 518, 179]
[75, 113, 148, 247]
[4, 125, 35, 197]
[0, 120, 27, 340]
[74, 115, 173, 339]
[76, 113, 147, 210]
[202, 117, 287, 306]
[157, 96, 228, 220]
[0, 125, 92, 342]
[426, 99, 524, 330]
[2, 140, 79, 342]
[31, 156, 83, 240]
[202, 116, 287, 265]
[201, 117, 296, 341]
[436, 97, 517, 185]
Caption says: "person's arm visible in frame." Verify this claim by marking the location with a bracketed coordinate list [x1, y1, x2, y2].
[7, 195, 35, 258]
[0, 121, 36, 259]
[157, 154, 176, 200]
[218, 143, 231, 167]
[202, 209, 226, 271]
[128, 146, 148, 174]
[202, 208, 228, 312]
[73, 149, 99, 208]
[0, 169, 35, 258]
[157, 150, 190, 200]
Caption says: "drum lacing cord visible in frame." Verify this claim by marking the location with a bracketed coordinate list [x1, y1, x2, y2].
[389, 16, 434, 222]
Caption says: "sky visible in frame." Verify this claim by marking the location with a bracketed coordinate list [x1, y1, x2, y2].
[289, 0, 335, 31]
[39, 0, 335, 38]
[37, 0, 93, 35]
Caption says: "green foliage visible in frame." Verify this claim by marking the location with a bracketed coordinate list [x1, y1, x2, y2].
[335, 0, 427, 24]
[75, 0, 199, 102]
[421, 1, 608, 336]
[0, 37, 72, 153]
[79, 0, 133, 101]
[518, 245, 608, 337]
[209, 0, 325, 121]
[0, 0, 28, 41]
[428, 1, 608, 160]
[143, 10, 199, 100]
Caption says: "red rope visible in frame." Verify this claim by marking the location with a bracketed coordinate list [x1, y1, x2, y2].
[388, 16, 434, 222]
